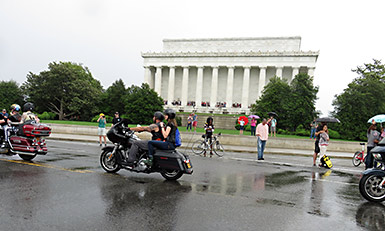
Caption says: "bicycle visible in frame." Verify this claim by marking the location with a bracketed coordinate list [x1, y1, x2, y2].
[191, 133, 224, 157]
[352, 143, 367, 167]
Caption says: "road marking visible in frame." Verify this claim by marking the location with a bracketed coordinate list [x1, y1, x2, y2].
[0, 158, 94, 174]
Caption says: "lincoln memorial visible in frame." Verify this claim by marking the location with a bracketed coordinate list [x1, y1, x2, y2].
[142, 36, 319, 114]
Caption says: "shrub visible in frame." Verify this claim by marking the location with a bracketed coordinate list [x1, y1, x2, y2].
[328, 129, 341, 139]
[38, 111, 56, 120]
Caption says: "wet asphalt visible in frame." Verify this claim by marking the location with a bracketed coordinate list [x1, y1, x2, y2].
[0, 140, 383, 231]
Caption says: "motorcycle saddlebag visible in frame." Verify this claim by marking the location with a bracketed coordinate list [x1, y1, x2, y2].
[10, 136, 47, 154]
[154, 150, 185, 171]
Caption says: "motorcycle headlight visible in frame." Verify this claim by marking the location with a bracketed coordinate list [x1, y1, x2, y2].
[373, 153, 382, 160]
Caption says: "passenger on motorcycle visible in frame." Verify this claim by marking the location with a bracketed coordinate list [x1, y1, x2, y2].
[146, 109, 178, 166]
[20, 102, 40, 123]
[0, 112, 8, 148]
[9, 104, 21, 123]
[125, 111, 165, 167]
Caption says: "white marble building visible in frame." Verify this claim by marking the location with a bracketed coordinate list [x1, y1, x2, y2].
[142, 37, 319, 114]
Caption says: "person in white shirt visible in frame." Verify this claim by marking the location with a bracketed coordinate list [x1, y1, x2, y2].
[256, 119, 269, 160]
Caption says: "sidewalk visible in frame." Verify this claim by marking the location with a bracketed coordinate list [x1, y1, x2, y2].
[47, 133, 354, 159]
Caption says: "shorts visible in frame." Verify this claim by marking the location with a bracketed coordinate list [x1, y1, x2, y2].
[98, 127, 106, 136]
[271, 126, 276, 132]
[239, 126, 244, 130]
[193, 121, 198, 127]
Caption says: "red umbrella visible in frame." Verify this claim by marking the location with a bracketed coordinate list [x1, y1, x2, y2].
[238, 116, 249, 125]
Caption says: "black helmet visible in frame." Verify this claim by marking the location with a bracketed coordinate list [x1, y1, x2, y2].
[206, 116, 213, 124]
[164, 108, 176, 119]
[23, 102, 34, 112]
[154, 111, 165, 121]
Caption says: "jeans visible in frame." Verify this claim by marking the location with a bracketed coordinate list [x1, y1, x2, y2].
[148, 140, 175, 158]
[127, 140, 149, 163]
[257, 137, 266, 159]
[186, 123, 192, 131]
[250, 126, 256, 136]
[365, 146, 376, 169]
[310, 128, 316, 139]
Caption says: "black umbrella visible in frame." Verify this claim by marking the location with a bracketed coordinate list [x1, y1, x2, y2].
[268, 112, 278, 117]
[315, 117, 340, 123]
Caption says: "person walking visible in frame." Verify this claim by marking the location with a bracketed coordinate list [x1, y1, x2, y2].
[192, 113, 198, 133]
[97, 113, 107, 147]
[318, 124, 329, 167]
[256, 119, 269, 160]
[365, 122, 380, 169]
[111, 112, 121, 127]
[250, 118, 256, 136]
[310, 118, 317, 139]
[186, 114, 193, 131]
[269, 116, 277, 137]
[313, 122, 326, 166]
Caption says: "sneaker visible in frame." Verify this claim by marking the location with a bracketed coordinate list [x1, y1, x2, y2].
[105, 143, 107, 146]
[99, 144, 102, 147]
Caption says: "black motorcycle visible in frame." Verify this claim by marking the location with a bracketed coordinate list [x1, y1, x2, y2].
[100, 121, 193, 181]
[359, 139, 385, 202]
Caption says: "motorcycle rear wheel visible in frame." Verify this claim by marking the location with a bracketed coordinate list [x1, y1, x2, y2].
[161, 169, 183, 181]
[359, 174, 385, 202]
[19, 154, 37, 161]
[352, 151, 362, 167]
[100, 149, 121, 173]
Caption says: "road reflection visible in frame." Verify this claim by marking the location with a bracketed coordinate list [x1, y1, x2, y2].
[356, 202, 385, 231]
[98, 174, 191, 230]
[307, 170, 332, 217]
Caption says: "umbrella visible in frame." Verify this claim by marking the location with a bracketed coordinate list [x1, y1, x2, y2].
[367, 114, 385, 123]
[238, 116, 249, 125]
[316, 117, 340, 123]
[248, 115, 260, 119]
[268, 112, 278, 117]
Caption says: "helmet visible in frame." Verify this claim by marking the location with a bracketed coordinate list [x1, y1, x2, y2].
[206, 116, 213, 124]
[154, 111, 165, 121]
[10, 104, 21, 112]
[164, 108, 176, 119]
[23, 102, 34, 112]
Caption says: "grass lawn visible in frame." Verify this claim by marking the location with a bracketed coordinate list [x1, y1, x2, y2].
[42, 120, 316, 139]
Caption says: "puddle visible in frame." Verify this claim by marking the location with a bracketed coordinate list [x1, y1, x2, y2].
[255, 198, 296, 207]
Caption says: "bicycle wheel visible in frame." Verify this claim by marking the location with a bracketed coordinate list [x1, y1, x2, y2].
[352, 151, 362, 167]
[192, 140, 207, 155]
[213, 142, 224, 157]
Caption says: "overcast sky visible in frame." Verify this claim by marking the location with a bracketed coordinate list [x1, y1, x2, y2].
[1, 0, 384, 116]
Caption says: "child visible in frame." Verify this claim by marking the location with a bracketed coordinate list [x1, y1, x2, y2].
[204, 117, 214, 157]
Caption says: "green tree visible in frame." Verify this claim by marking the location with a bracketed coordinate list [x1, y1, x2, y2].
[124, 83, 164, 124]
[0, 80, 24, 111]
[333, 59, 385, 140]
[251, 77, 292, 129]
[100, 79, 127, 116]
[22, 62, 103, 120]
[290, 73, 319, 130]
[251, 74, 318, 131]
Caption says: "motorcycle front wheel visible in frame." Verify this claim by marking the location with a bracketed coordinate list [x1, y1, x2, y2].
[100, 149, 121, 173]
[161, 169, 183, 181]
[19, 154, 37, 161]
[359, 174, 385, 202]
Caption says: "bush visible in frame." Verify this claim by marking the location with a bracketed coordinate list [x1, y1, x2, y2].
[176, 116, 182, 126]
[328, 129, 341, 139]
[38, 111, 56, 120]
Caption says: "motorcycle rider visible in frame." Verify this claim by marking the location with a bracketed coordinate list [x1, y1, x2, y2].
[147, 109, 178, 166]
[20, 102, 40, 123]
[0, 112, 8, 148]
[125, 111, 165, 167]
[9, 104, 22, 122]
[1, 104, 22, 148]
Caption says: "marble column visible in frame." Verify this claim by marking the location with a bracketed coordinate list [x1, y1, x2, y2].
[144, 66, 151, 86]
[291, 66, 299, 82]
[226, 66, 234, 109]
[154, 66, 162, 95]
[195, 66, 204, 108]
[210, 66, 219, 108]
[258, 66, 266, 98]
[307, 67, 315, 77]
[276, 66, 283, 79]
[181, 66, 189, 106]
[167, 66, 175, 105]
[241, 66, 250, 109]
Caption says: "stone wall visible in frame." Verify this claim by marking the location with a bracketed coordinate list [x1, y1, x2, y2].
[178, 114, 240, 130]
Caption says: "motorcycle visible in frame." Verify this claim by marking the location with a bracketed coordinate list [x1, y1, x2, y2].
[100, 121, 193, 181]
[359, 138, 385, 202]
[0, 121, 51, 161]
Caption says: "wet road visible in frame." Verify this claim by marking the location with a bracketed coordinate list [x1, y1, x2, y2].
[0, 140, 384, 231]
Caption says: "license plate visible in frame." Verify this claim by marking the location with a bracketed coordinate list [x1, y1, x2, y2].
[186, 163, 191, 169]
[36, 137, 40, 141]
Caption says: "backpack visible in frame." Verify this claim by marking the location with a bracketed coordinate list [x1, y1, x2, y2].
[320, 155, 333, 169]
[175, 128, 182, 147]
